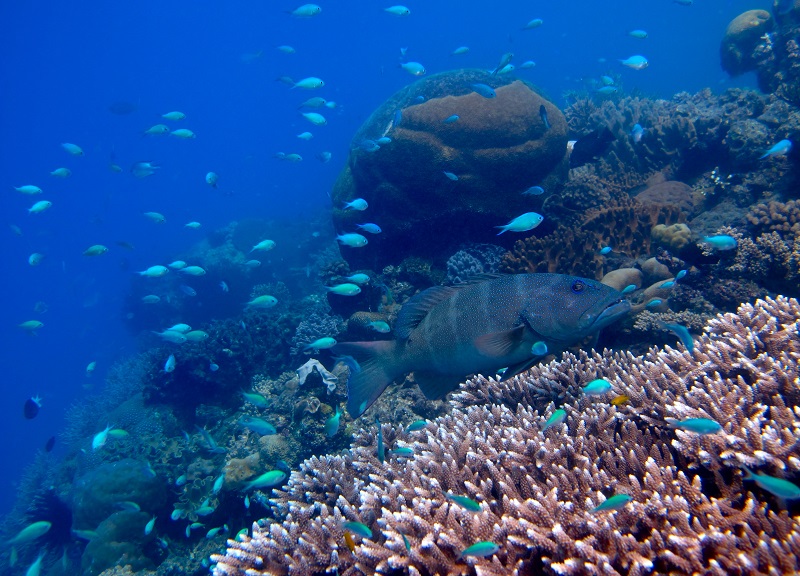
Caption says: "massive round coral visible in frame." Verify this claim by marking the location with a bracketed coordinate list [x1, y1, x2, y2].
[331, 69, 568, 269]
[720, 10, 773, 76]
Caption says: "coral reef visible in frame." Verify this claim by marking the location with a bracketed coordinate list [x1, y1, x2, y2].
[720, 10, 774, 77]
[290, 310, 345, 358]
[748, 199, 800, 236]
[71, 459, 167, 529]
[82, 511, 159, 576]
[211, 297, 800, 576]
[331, 70, 569, 269]
[445, 243, 507, 284]
[501, 198, 683, 279]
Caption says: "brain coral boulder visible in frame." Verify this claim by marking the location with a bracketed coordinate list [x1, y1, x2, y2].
[720, 10, 773, 76]
[332, 70, 568, 269]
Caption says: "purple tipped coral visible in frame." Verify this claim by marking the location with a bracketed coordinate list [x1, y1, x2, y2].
[212, 296, 800, 575]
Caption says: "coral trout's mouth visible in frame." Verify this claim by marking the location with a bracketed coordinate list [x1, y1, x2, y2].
[590, 298, 632, 331]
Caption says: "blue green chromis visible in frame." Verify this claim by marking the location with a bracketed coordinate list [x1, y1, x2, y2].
[342, 521, 372, 539]
[445, 493, 481, 512]
[659, 321, 695, 353]
[458, 541, 500, 560]
[542, 408, 567, 431]
[590, 493, 632, 513]
[582, 378, 612, 396]
[666, 417, 722, 434]
[742, 467, 800, 500]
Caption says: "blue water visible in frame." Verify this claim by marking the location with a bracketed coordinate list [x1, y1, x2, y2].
[0, 0, 768, 519]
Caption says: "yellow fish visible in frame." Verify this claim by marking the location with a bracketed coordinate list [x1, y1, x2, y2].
[343, 531, 356, 553]
[610, 394, 630, 406]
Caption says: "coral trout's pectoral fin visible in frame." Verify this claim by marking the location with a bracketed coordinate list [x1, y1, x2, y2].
[500, 358, 539, 381]
[412, 371, 464, 400]
[335, 341, 402, 418]
[473, 325, 526, 358]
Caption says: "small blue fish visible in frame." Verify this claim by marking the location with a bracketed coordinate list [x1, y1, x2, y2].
[531, 340, 548, 355]
[145, 516, 157, 535]
[375, 416, 385, 463]
[596, 86, 618, 95]
[542, 408, 566, 431]
[631, 123, 644, 143]
[209, 362, 219, 372]
[619, 55, 649, 70]
[358, 139, 380, 152]
[458, 541, 500, 560]
[666, 417, 722, 434]
[660, 281, 675, 289]
[702, 235, 737, 250]
[599, 246, 612, 255]
[325, 406, 342, 437]
[344, 273, 371, 284]
[343, 198, 368, 211]
[342, 521, 373, 539]
[591, 493, 632, 513]
[471, 83, 496, 98]
[659, 321, 694, 353]
[405, 419, 427, 432]
[443, 171, 459, 181]
[646, 299, 662, 308]
[675, 269, 687, 281]
[759, 139, 792, 160]
[212, 474, 225, 494]
[496, 212, 544, 235]
[356, 223, 382, 234]
[401, 531, 411, 551]
[582, 378, 612, 396]
[539, 105, 550, 130]
[446, 493, 481, 512]
[443, 114, 460, 123]
[414, 95, 425, 102]
[239, 416, 277, 435]
[164, 354, 176, 373]
[390, 446, 414, 457]
[392, 109, 402, 129]
[629, 29, 648, 39]
[621, 284, 637, 294]
[742, 467, 800, 500]
[522, 185, 545, 196]
[367, 320, 391, 333]
[376, 137, 392, 145]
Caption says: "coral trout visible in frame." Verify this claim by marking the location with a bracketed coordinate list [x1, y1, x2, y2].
[337, 274, 630, 416]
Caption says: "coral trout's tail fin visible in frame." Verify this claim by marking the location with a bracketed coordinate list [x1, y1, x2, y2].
[335, 340, 403, 418]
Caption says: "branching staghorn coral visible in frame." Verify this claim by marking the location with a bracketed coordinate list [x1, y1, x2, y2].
[212, 296, 800, 576]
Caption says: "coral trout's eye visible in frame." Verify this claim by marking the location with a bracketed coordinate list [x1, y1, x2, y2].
[571, 280, 585, 293]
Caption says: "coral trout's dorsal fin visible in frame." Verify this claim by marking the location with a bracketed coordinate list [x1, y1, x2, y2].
[473, 325, 526, 358]
[395, 286, 457, 339]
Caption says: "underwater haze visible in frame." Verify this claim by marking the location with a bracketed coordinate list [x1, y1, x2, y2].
[1, 0, 796, 574]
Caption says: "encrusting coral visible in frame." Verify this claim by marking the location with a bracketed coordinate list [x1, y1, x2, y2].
[211, 296, 800, 575]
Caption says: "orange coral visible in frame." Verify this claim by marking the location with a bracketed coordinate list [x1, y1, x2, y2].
[501, 198, 684, 279]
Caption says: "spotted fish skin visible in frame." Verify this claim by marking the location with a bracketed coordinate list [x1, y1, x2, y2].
[338, 274, 630, 416]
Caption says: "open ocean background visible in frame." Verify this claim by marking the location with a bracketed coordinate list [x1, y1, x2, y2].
[0, 0, 767, 517]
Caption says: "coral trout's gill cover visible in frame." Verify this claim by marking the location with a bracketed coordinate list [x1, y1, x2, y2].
[338, 273, 630, 416]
